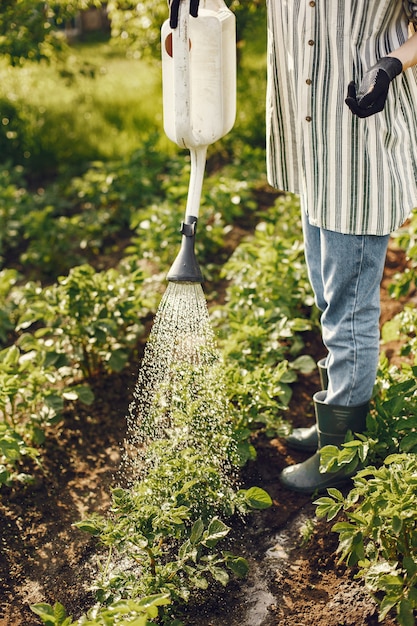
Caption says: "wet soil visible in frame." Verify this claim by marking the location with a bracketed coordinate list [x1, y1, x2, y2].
[0, 240, 410, 626]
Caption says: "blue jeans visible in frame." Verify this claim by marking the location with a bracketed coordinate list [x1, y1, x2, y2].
[302, 210, 390, 406]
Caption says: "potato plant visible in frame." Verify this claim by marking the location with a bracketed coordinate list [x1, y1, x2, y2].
[314, 353, 417, 624]
[382, 305, 417, 365]
[0, 268, 21, 347]
[315, 455, 417, 626]
[16, 260, 158, 379]
[0, 257, 160, 483]
[0, 344, 92, 487]
[389, 207, 417, 300]
[0, 23, 332, 626]
[213, 193, 316, 439]
[32, 358, 272, 625]
[318, 358, 417, 478]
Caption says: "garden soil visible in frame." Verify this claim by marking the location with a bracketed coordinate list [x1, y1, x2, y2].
[0, 218, 410, 626]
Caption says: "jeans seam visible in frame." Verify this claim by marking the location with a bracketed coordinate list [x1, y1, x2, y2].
[347, 237, 365, 405]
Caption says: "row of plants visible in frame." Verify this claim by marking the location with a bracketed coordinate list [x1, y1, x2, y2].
[0, 134, 269, 488]
[29, 196, 417, 626]
[0, 143, 256, 283]
[0, 7, 317, 625]
[26, 192, 316, 624]
[0, 45, 317, 621]
[314, 214, 417, 626]
[4, 13, 417, 623]
[4, 151, 417, 626]
[7, 132, 417, 624]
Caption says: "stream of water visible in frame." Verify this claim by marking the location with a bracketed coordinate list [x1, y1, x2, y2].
[122, 281, 237, 490]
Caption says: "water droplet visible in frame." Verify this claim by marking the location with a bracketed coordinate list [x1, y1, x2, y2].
[121, 282, 239, 509]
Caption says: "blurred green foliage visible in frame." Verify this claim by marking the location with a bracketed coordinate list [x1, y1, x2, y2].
[0, 0, 102, 65]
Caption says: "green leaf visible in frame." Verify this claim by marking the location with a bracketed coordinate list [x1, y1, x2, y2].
[407, 585, 417, 606]
[289, 354, 316, 374]
[192, 575, 209, 590]
[73, 520, 101, 536]
[107, 348, 128, 372]
[190, 518, 204, 544]
[136, 593, 171, 609]
[392, 515, 403, 535]
[203, 518, 230, 547]
[332, 522, 356, 532]
[31, 602, 73, 625]
[1, 345, 20, 366]
[45, 394, 64, 413]
[314, 496, 343, 521]
[209, 565, 229, 586]
[70, 384, 95, 405]
[32, 426, 46, 445]
[226, 555, 249, 578]
[403, 557, 417, 578]
[379, 595, 399, 621]
[399, 432, 417, 453]
[31, 603, 55, 622]
[381, 317, 402, 342]
[0, 465, 10, 486]
[398, 598, 415, 626]
[326, 488, 344, 501]
[319, 445, 340, 472]
[242, 486, 273, 509]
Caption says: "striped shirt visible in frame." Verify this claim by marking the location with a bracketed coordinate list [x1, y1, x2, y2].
[266, 0, 417, 235]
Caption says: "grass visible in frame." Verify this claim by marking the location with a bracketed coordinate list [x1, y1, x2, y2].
[0, 14, 269, 177]
[0, 40, 174, 176]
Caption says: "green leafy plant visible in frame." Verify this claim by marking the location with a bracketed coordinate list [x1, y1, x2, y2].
[0, 343, 93, 487]
[315, 454, 417, 626]
[31, 594, 173, 626]
[318, 359, 417, 478]
[0, 268, 22, 347]
[213, 194, 316, 437]
[0, 1, 105, 67]
[382, 305, 417, 365]
[31, 602, 74, 626]
[69, 481, 268, 624]
[314, 346, 417, 625]
[388, 208, 417, 300]
[16, 260, 158, 379]
[39, 351, 272, 623]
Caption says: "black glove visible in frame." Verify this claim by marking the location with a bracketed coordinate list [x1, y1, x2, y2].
[169, 0, 199, 29]
[345, 56, 403, 118]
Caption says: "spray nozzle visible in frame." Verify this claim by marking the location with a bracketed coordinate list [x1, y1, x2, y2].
[167, 215, 203, 283]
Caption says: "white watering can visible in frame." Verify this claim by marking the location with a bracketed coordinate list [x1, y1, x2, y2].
[161, 0, 236, 282]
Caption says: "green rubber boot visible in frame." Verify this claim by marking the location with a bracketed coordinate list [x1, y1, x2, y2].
[280, 390, 369, 494]
[285, 358, 327, 452]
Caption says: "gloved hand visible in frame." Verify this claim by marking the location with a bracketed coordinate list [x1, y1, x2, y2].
[169, 0, 199, 29]
[345, 56, 403, 118]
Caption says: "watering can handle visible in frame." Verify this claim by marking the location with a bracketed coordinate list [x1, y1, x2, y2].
[169, 0, 199, 29]
[171, 0, 204, 148]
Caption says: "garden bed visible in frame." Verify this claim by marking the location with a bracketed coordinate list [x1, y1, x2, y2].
[0, 241, 407, 626]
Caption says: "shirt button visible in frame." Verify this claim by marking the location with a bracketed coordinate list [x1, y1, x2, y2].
[308, 39, 315, 46]
[309, 1, 316, 6]
[306, 116, 312, 122]
[306, 78, 312, 85]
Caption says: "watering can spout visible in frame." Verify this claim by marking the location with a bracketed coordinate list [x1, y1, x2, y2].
[167, 215, 203, 283]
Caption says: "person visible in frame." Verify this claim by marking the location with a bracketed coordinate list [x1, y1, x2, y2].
[169, 1, 417, 493]
[266, 1, 417, 493]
